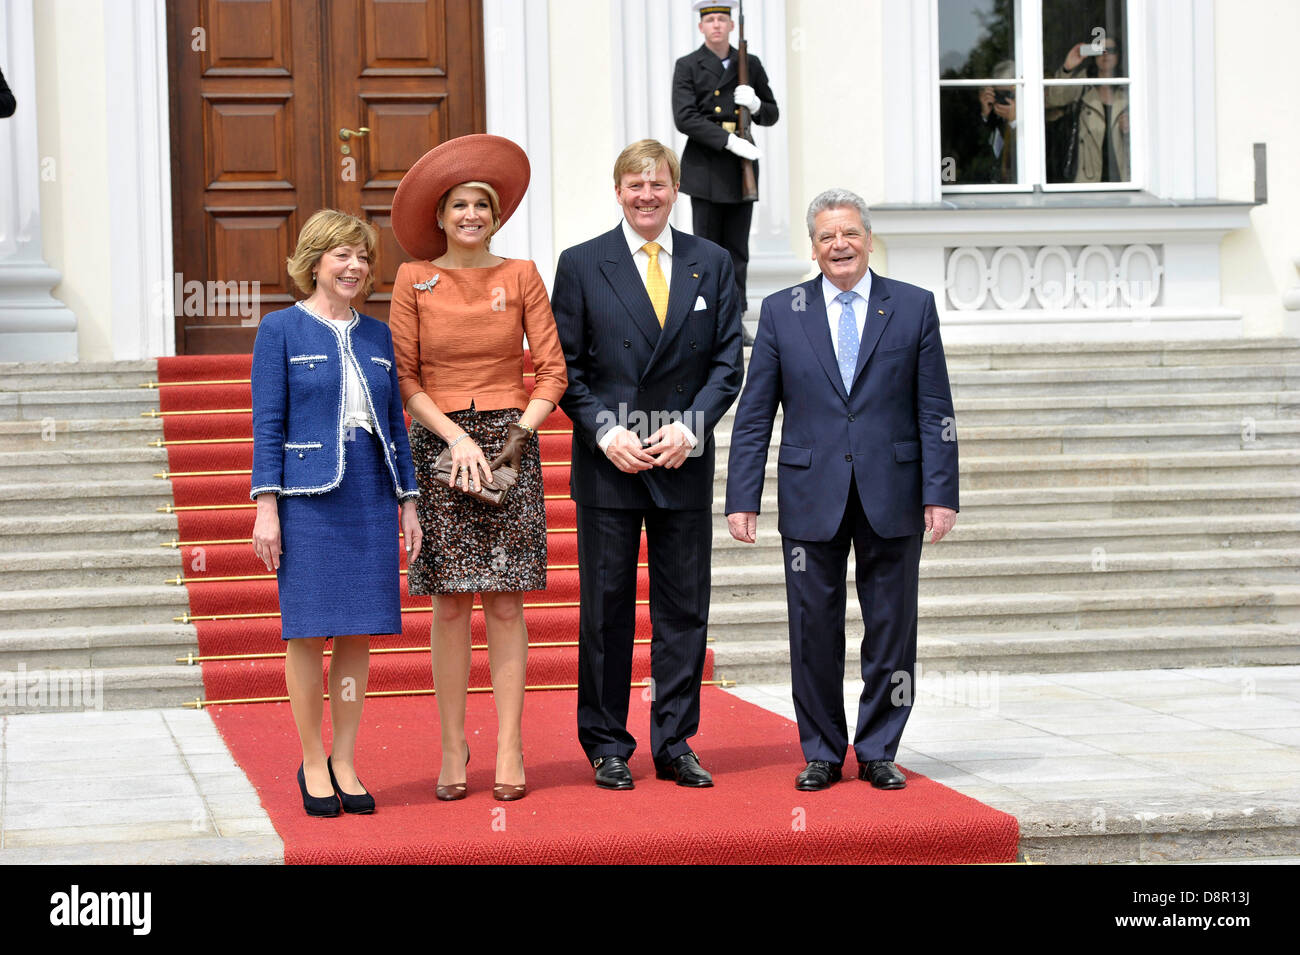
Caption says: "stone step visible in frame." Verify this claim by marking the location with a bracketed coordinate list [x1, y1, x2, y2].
[940, 338, 1300, 369]
[708, 514, 1300, 562]
[712, 483, 1300, 527]
[0, 585, 190, 628]
[0, 663, 202, 712]
[0, 388, 159, 421]
[945, 482, 1300, 520]
[0, 417, 161, 451]
[0, 480, 173, 516]
[717, 390, 1300, 427]
[943, 364, 1300, 397]
[0, 446, 169, 483]
[708, 549, 1300, 602]
[739, 339, 1300, 371]
[714, 420, 1300, 456]
[922, 514, 1300, 557]
[707, 585, 1300, 639]
[710, 623, 1300, 683]
[944, 391, 1300, 426]
[0, 836, 285, 866]
[0, 550, 182, 592]
[0, 623, 197, 668]
[0, 359, 158, 392]
[712, 449, 1300, 490]
[0, 514, 178, 552]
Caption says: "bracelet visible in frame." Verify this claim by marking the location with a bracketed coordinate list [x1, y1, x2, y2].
[516, 421, 537, 436]
[447, 433, 469, 449]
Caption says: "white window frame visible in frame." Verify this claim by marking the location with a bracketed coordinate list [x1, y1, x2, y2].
[884, 0, 1217, 206]
[936, 0, 1146, 195]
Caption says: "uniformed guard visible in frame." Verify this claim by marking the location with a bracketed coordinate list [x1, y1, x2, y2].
[672, 0, 780, 325]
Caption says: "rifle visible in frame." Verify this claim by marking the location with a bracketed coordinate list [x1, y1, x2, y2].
[735, 0, 759, 201]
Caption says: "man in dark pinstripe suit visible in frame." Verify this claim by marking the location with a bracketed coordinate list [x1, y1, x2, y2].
[552, 140, 745, 790]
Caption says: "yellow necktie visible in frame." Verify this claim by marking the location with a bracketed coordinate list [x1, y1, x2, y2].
[642, 242, 668, 327]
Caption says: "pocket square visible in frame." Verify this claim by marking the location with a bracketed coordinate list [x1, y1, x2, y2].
[693, 295, 708, 311]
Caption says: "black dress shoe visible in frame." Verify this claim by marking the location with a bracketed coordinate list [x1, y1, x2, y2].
[298, 763, 340, 817]
[654, 752, 714, 788]
[860, 759, 907, 789]
[794, 760, 842, 791]
[593, 755, 634, 790]
[327, 756, 376, 814]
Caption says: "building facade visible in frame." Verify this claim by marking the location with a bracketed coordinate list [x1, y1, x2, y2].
[4, 0, 1298, 360]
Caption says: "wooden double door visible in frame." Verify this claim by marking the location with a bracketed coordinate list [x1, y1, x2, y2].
[168, 0, 485, 353]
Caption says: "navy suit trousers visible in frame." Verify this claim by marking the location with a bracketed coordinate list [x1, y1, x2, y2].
[782, 475, 922, 766]
[575, 503, 712, 765]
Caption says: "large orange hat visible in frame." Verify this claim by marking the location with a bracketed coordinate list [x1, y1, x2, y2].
[391, 134, 531, 261]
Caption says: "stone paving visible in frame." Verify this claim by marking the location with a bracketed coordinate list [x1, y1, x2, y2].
[2, 665, 1299, 864]
[0, 708, 281, 863]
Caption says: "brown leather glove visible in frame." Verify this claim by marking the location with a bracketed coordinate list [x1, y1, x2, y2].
[487, 422, 533, 473]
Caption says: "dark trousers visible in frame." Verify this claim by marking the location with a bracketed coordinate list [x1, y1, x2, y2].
[575, 503, 712, 765]
[782, 475, 923, 766]
[691, 197, 754, 312]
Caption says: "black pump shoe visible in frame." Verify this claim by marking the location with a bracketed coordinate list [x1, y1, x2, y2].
[327, 757, 376, 814]
[298, 763, 341, 817]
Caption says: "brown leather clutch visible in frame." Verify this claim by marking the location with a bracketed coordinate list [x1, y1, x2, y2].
[432, 446, 518, 506]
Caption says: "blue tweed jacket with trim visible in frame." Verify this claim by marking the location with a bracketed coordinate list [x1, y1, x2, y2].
[250, 304, 419, 502]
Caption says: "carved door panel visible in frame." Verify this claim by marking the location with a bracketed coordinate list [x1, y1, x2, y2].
[168, 0, 485, 353]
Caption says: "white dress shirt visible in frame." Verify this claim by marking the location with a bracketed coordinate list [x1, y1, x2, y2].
[622, 217, 673, 290]
[822, 271, 872, 366]
[598, 220, 697, 451]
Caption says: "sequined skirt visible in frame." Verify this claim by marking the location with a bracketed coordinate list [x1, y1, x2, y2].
[407, 409, 547, 595]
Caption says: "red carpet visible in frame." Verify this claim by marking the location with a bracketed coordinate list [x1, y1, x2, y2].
[210, 691, 1019, 865]
[155, 353, 1019, 863]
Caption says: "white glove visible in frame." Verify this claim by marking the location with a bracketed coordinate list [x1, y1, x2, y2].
[734, 84, 761, 114]
[725, 133, 761, 161]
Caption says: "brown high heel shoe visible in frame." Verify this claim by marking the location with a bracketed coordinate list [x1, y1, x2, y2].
[493, 751, 526, 801]
[436, 743, 470, 802]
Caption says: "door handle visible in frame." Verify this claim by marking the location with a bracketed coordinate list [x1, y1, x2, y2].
[339, 127, 369, 155]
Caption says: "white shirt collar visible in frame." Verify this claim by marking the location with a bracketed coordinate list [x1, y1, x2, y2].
[622, 218, 673, 258]
[822, 270, 872, 309]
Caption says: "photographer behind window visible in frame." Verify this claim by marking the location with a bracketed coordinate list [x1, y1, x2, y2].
[1046, 38, 1130, 183]
[970, 60, 1017, 184]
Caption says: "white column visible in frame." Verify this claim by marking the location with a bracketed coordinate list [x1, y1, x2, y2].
[610, 0, 694, 232]
[0, 0, 76, 360]
[741, 0, 807, 305]
[103, 0, 173, 359]
[484, 0, 554, 283]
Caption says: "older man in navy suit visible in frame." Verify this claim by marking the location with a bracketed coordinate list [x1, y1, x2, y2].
[724, 188, 959, 792]
[552, 140, 744, 790]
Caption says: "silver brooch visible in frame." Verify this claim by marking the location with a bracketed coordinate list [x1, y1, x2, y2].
[412, 274, 439, 292]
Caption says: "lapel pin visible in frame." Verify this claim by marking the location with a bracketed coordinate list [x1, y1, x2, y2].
[693, 273, 699, 278]
[877, 308, 885, 315]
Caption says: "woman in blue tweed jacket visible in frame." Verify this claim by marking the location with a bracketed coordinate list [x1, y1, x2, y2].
[251, 210, 421, 817]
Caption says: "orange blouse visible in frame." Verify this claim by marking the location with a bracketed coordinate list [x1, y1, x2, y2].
[389, 258, 568, 413]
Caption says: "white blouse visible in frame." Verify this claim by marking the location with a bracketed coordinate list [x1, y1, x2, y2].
[325, 315, 373, 434]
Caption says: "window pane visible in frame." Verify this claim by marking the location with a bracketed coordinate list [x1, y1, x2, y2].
[940, 86, 1021, 185]
[1043, 82, 1131, 183]
[1042, 0, 1129, 79]
[939, 0, 1016, 80]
